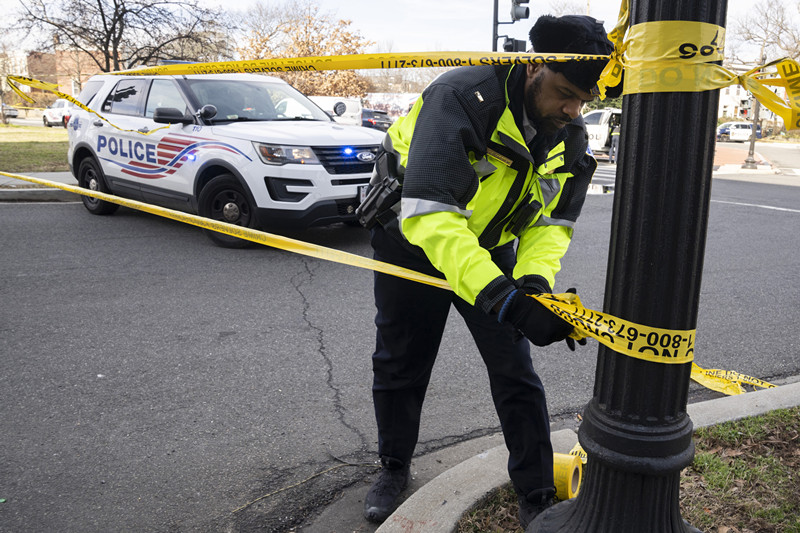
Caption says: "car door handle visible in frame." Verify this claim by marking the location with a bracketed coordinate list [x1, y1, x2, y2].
[92, 120, 104, 127]
[138, 127, 149, 133]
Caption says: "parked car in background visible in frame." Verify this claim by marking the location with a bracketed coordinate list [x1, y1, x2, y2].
[724, 122, 762, 142]
[1, 103, 19, 122]
[63, 103, 74, 127]
[361, 108, 392, 131]
[716, 122, 734, 141]
[43, 98, 71, 127]
[67, 73, 383, 247]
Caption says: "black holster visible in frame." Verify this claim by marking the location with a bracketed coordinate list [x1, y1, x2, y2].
[356, 151, 402, 229]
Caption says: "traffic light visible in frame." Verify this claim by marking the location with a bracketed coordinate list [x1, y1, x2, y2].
[503, 37, 528, 52]
[511, 0, 529, 22]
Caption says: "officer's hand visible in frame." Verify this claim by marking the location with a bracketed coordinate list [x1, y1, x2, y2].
[564, 336, 588, 351]
[499, 290, 573, 347]
[563, 288, 588, 351]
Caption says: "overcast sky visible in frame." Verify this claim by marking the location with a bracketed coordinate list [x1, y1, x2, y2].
[1, 0, 761, 60]
[277, 0, 756, 57]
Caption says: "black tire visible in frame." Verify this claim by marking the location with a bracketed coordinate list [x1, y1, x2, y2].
[197, 174, 257, 248]
[43, 116, 51, 127]
[78, 158, 119, 215]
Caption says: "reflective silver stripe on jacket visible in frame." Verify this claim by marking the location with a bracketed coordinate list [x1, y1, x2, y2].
[538, 175, 561, 207]
[474, 157, 497, 178]
[534, 215, 576, 228]
[401, 198, 473, 219]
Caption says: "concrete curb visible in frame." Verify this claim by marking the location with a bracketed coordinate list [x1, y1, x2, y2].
[375, 430, 578, 533]
[0, 172, 79, 202]
[0, 188, 80, 202]
[714, 163, 778, 174]
[689, 380, 800, 429]
[376, 381, 800, 533]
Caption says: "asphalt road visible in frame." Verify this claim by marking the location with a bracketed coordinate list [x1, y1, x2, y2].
[1, 172, 798, 532]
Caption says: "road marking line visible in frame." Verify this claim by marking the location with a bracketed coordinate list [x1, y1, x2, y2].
[712, 199, 800, 213]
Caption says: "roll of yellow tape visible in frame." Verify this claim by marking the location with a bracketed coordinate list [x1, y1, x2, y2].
[553, 452, 583, 500]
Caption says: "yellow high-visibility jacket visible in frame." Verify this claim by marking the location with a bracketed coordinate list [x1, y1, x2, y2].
[380, 64, 597, 313]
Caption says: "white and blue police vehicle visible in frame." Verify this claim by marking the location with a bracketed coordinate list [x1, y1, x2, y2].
[67, 73, 383, 247]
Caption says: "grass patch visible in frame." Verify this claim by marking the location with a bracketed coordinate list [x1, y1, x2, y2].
[0, 125, 70, 173]
[457, 406, 800, 533]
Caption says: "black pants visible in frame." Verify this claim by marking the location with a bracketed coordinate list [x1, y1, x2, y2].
[369, 225, 554, 498]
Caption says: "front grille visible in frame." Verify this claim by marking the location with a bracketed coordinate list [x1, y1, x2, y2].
[312, 145, 379, 175]
[331, 177, 370, 186]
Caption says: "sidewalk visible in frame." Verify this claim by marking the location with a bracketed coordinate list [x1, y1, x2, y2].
[712, 142, 778, 175]
[301, 378, 800, 533]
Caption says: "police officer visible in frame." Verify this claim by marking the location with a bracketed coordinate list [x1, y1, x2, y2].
[358, 14, 620, 528]
[609, 122, 621, 163]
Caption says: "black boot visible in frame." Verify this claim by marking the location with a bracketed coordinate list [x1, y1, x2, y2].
[363, 457, 411, 523]
[517, 487, 555, 529]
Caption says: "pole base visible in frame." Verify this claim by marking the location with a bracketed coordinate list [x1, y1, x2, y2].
[526, 460, 702, 533]
[527, 497, 702, 533]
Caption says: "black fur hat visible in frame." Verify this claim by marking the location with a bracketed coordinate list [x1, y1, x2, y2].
[529, 14, 621, 97]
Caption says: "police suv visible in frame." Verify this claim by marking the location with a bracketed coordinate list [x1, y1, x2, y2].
[583, 107, 621, 157]
[67, 73, 384, 247]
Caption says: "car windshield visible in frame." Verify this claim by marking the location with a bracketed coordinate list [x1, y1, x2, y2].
[185, 79, 331, 123]
[582, 111, 604, 125]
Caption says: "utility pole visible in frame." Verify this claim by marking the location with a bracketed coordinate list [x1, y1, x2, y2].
[492, 0, 499, 51]
[529, 0, 726, 530]
[493, 0, 529, 51]
[743, 51, 767, 169]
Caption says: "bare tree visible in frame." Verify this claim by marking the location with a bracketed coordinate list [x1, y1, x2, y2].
[731, 0, 800, 62]
[18, 0, 234, 72]
[236, 0, 297, 59]
[236, 0, 373, 97]
[547, 0, 587, 16]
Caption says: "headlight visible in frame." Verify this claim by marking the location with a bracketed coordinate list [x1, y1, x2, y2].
[253, 142, 319, 165]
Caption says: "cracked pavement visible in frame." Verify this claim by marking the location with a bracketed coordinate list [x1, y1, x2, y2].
[3, 176, 798, 532]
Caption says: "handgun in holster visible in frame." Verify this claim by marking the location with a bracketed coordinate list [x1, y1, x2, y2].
[356, 151, 402, 230]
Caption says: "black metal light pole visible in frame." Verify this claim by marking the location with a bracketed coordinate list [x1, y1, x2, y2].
[529, 0, 727, 530]
[743, 51, 767, 169]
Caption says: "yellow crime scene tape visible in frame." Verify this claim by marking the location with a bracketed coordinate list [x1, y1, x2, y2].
[0, 170, 775, 396]
[595, 0, 800, 127]
[6, 75, 172, 136]
[553, 452, 583, 500]
[1, 0, 781, 396]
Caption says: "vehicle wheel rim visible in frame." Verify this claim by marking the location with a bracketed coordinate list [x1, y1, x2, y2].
[222, 202, 240, 222]
[210, 190, 250, 225]
[83, 168, 100, 206]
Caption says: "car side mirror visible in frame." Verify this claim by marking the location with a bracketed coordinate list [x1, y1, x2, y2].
[153, 107, 194, 124]
[197, 104, 218, 120]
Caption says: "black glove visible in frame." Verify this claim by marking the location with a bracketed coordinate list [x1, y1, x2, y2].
[563, 288, 588, 351]
[498, 289, 574, 347]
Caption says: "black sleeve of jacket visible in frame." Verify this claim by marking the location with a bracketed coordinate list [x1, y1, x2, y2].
[550, 122, 597, 224]
[401, 70, 504, 209]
